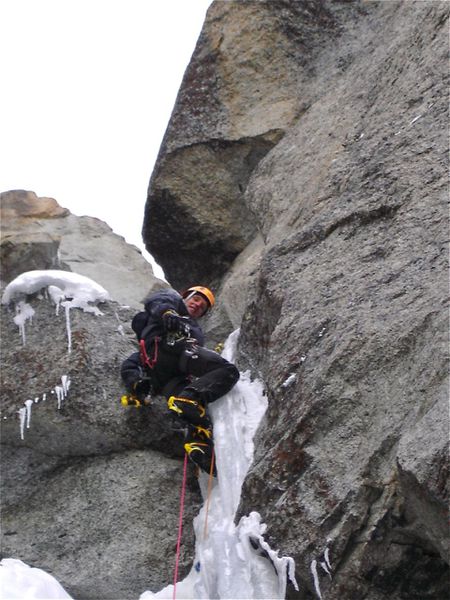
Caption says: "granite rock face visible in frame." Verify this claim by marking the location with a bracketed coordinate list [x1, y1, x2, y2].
[143, 1, 449, 598]
[1, 1, 448, 598]
[0, 292, 201, 599]
[0, 194, 191, 600]
[142, 0, 337, 290]
[1, 190, 166, 308]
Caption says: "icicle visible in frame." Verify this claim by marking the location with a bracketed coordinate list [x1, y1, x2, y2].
[311, 559, 323, 600]
[324, 544, 332, 571]
[13, 301, 35, 345]
[48, 285, 64, 316]
[64, 303, 72, 354]
[18, 408, 26, 440]
[55, 386, 64, 409]
[287, 558, 298, 591]
[34, 396, 39, 403]
[42, 393, 47, 402]
[61, 375, 70, 396]
[281, 373, 296, 388]
[24, 399, 33, 429]
[258, 515, 297, 592]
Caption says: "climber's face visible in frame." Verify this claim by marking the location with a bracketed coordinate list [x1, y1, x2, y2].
[185, 293, 208, 319]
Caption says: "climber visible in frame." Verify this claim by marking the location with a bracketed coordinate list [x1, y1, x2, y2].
[121, 285, 239, 476]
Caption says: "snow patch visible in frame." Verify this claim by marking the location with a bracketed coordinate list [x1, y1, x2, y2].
[2, 270, 110, 305]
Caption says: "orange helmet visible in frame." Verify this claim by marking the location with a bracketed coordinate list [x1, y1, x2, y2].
[182, 286, 215, 311]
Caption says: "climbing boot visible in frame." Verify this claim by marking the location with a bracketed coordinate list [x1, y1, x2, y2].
[167, 395, 208, 426]
[123, 379, 150, 402]
[184, 440, 216, 477]
[192, 424, 213, 442]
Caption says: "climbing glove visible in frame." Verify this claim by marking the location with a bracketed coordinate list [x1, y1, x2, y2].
[162, 310, 190, 336]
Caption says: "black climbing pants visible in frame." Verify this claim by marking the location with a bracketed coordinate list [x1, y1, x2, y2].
[121, 339, 239, 414]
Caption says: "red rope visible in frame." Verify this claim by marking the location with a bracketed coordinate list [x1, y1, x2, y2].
[173, 452, 188, 600]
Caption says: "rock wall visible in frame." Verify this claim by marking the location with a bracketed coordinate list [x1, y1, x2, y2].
[0, 194, 192, 600]
[143, 1, 449, 598]
[0, 293, 201, 599]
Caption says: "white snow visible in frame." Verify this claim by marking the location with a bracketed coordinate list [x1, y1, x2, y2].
[1, 328, 300, 600]
[2, 270, 110, 352]
[0, 559, 72, 599]
[1, 270, 110, 306]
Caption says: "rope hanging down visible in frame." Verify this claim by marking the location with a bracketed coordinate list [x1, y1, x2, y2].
[173, 453, 188, 600]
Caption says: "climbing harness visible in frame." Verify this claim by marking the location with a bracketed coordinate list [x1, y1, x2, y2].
[173, 453, 188, 600]
[203, 448, 215, 539]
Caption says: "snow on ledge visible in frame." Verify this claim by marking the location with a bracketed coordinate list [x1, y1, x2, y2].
[1, 270, 110, 351]
[1, 270, 110, 305]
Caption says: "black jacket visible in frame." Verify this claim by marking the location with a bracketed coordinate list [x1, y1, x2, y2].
[135, 288, 205, 346]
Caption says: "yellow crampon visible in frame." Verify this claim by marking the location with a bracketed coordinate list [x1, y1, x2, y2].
[184, 441, 216, 477]
[194, 425, 212, 441]
[121, 395, 142, 408]
[167, 395, 206, 418]
[184, 441, 209, 455]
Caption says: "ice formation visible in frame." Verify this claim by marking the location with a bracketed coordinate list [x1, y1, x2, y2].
[13, 301, 35, 345]
[141, 330, 299, 600]
[282, 373, 296, 388]
[24, 399, 33, 428]
[2, 270, 110, 352]
[54, 375, 71, 410]
[18, 407, 26, 441]
[16, 375, 71, 440]
[2, 270, 110, 305]
[310, 539, 334, 598]
[311, 559, 323, 600]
